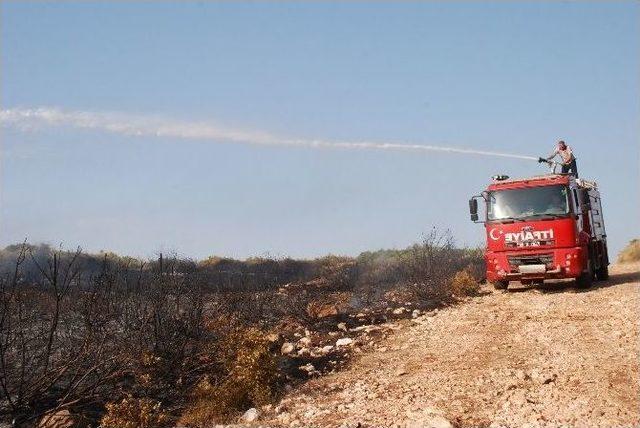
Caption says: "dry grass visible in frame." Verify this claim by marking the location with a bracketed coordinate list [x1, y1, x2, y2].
[178, 328, 279, 426]
[618, 239, 640, 263]
[449, 269, 481, 297]
[100, 396, 169, 428]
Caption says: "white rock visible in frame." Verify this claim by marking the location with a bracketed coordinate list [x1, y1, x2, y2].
[322, 345, 334, 353]
[298, 336, 312, 346]
[299, 363, 316, 372]
[336, 337, 354, 347]
[406, 414, 453, 428]
[37, 410, 74, 428]
[281, 342, 295, 354]
[337, 322, 348, 331]
[297, 347, 310, 356]
[241, 407, 260, 422]
[393, 307, 406, 315]
[515, 369, 527, 381]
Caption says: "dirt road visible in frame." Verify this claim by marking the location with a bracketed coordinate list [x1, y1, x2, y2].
[269, 263, 640, 427]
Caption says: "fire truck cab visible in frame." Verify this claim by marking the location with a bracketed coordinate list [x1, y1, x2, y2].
[469, 173, 609, 289]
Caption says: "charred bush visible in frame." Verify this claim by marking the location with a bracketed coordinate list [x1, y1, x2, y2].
[0, 246, 213, 426]
[354, 230, 484, 306]
[0, 232, 482, 426]
[179, 327, 280, 426]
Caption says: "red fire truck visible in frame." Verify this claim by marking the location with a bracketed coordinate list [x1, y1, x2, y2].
[469, 173, 609, 289]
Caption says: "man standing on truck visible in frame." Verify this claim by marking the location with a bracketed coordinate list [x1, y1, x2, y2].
[543, 140, 578, 178]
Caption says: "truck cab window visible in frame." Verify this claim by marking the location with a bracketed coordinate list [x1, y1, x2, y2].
[487, 185, 569, 221]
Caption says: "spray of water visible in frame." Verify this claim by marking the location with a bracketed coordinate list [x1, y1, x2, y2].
[0, 107, 538, 161]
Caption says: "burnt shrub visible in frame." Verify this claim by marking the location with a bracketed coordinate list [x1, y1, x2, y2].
[100, 396, 169, 428]
[178, 327, 280, 426]
[0, 231, 483, 426]
[403, 230, 458, 302]
[354, 230, 484, 306]
[0, 246, 212, 426]
[312, 255, 357, 291]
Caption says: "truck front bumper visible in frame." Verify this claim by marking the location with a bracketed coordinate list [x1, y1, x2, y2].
[504, 266, 563, 280]
[486, 246, 585, 282]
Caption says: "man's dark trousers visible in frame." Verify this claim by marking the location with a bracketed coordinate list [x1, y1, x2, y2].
[561, 158, 578, 178]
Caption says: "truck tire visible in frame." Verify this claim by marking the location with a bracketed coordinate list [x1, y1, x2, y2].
[596, 264, 609, 281]
[576, 261, 594, 289]
[492, 280, 508, 290]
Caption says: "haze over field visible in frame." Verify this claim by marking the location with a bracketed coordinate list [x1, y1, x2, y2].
[1, 2, 638, 258]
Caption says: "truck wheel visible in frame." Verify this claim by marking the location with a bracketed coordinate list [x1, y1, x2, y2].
[576, 261, 594, 289]
[596, 264, 609, 281]
[492, 280, 508, 290]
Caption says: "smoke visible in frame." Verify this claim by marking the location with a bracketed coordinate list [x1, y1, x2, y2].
[0, 107, 537, 161]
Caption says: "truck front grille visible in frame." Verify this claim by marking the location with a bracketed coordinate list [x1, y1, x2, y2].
[507, 253, 554, 271]
[505, 239, 555, 248]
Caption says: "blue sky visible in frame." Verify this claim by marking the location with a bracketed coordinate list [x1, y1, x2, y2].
[1, 2, 638, 259]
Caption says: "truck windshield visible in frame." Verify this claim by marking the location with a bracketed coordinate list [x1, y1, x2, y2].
[487, 185, 569, 221]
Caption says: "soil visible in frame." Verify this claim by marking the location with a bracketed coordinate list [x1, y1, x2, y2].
[266, 263, 640, 427]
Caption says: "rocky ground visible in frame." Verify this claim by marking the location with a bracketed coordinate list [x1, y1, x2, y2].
[259, 262, 640, 427]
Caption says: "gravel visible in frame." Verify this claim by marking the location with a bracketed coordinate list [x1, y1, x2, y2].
[263, 263, 640, 427]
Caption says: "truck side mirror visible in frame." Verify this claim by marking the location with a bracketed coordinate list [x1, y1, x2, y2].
[469, 198, 478, 221]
